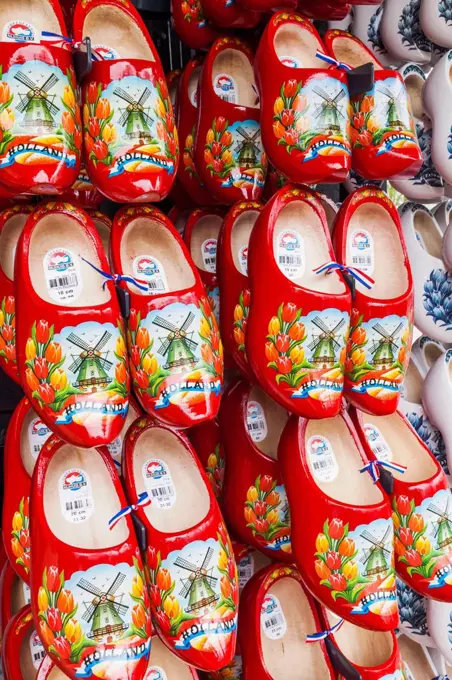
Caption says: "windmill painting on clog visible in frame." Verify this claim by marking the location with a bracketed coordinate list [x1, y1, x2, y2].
[73, 0, 178, 203]
[0, 0, 82, 196]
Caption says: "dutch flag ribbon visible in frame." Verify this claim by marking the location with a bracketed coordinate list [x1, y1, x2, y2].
[306, 618, 345, 643]
[315, 51, 352, 71]
[41, 31, 74, 50]
[81, 257, 150, 292]
[109, 491, 151, 530]
[359, 459, 407, 484]
[314, 261, 375, 290]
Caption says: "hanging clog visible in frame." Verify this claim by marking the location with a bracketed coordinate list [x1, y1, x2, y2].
[0, 561, 31, 636]
[396, 577, 433, 646]
[420, 0, 452, 47]
[73, 0, 179, 203]
[123, 417, 238, 672]
[423, 50, 452, 186]
[220, 379, 292, 562]
[110, 204, 223, 428]
[333, 187, 414, 416]
[351, 3, 394, 67]
[30, 437, 152, 680]
[188, 417, 225, 500]
[201, 0, 260, 28]
[171, 0, 219, 51]
[255, 12, 352, 185]
[246, 185, 351, 419]
[195, 36, 266, 204]
[411, 334, 445, 374]
[217, 200, 263, 380]
[324, 30, 423, 180]
[15, 202, 130, 447]
[379, 0, 432, 64]
[423, 349, 452, 477]
[2, 605, 46, 680]
[0, 204, 34, 383]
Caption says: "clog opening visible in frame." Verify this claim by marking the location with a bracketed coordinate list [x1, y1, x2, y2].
[20, 624, 41, 679]
[132, 427, 210, 533]
[0, 212, 28, 281]
[29, 213, 110, 307]
[11, 573, 30, 616]
[413, 210, 443, 259]
[317, 196, 337, 234]
[20, 406, 41, 477]
[120, 216, 195, 295]
[328, 612, 394, 667]
[188, 66, 202, 107]
[398, 634, 435, 678]
[0, 1, 61, 36]
[212, 49, 258, 108]
[246, 384, 288, 460]
[261, 577, 331, 679]
[147, 635, 194, 677]
[305, 415, 384, 504]
[345, 202, 409, 299]
[274, 24, 325, 69]
[231, 210, 260, 274]
[273, 201, 347, 294]
[361, 411, 438, 482]
[189, 214, 223, 273]
[424, 341, 444, 368]
[83, 6, 155, 61]
[91, 217, 110, 258]
[330, 36, 382, 70]
[404, 74, 424, 120]
[402, 359, 423, 403]
[43, 445, 129, 548]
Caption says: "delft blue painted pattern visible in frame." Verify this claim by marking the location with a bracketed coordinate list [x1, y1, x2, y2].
[405, 411, 449, 475]
[396, 577, 429, 639]
[423, 269, 452, 331]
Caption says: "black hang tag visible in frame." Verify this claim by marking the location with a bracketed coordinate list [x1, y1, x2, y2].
[73, 37, 93, 82]
[347, 63, 374, 98]
[342, 271, 356, 299]
[131, 515, 148, 553]
[379, 467, 394, 496]
[117, 288, 130, 320]
[325, 638, 363, 680]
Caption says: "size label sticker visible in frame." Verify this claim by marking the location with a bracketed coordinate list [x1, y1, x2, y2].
[202, 238, 217, 273]
[189, 87, 198, 107]
[238, 553, 254, 591]
[261, 594, 287, 640]
[142, 459, 176, 509]
[23, 581, 31, 604]
[29, 631, 45, 669]
[3, 21, 37, 43]
[213, 74, 237, 104]
[279, 55, 301, 68]
[92, 44, 120, 60]
[145, 666, 168, 680]
[350, 229, 374, 275]
[59, 468, 94, 524]
[246, 400, 268, 443]
[307, 435, 339, 483]
[43, 248, 82, 303]
[107, 435, 123, 470]
[238, 245, 248, 275]
[276, 230, 304, 279]
[363, 424, 392, 462]
[133, 255, 169, 295]
[28, 417, 51, 460]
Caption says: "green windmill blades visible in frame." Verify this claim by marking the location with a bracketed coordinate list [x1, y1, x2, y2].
[312, 85, 347, 135]
[68, 330, 113, 392]
[175, 548, 219, 614]
[14, 71, 60, 131]
[360, 526, 393, 580]
[153, 312, 199, 372]
[235, 125, 261, 168]
[78, 573, 129, 642]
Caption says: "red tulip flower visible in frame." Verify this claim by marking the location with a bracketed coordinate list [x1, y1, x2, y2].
[329, 574, 347, 591]
[213, 355, 223, 375]
[260, 475, 274, 492]
[47, 607, 63, 633]
[54, 637, 71, 659]
[2, 324, 13, 341]
[36, 320, 50, 344]
[38, 383, 55, 404]
[326, 551, 342, 570]
[5, 345, 15, 361]
[88, 117, 100, 138]
[276, 356, 292, 374]
[255, 519, 269, 533]
[87, 82, 98, 104]
[283, 80, 298, 98]
[93, 140, 108, 160]
[351, 328, 366, 345]
[149, 584, 161, 607]
[281, 109, 295, 127]
[396, 496, 411, 516]
[215, 117, 227, 133]
[329, 518, 344, 540]
[399, 527, 413, 547]
[34, 357, 49, 379]
[275, 333, 290, 353]
[405, 549, 422, 567]
[284, 129, 298, 146]
[254, 501, 267, 517]
[4, 296, 14, 314]
[135, 369, 149, 390]
[212, 141, 222, 156]
[129, 309, 138, 332]
[130, 345, 141, 367]
[19, 529, 30, 548]
[155, 610, 171, 635]
[352, 112, 364, 130]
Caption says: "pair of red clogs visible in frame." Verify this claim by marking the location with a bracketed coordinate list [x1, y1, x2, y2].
[0, 0, 178, 202]
[255, 13, 423, 185]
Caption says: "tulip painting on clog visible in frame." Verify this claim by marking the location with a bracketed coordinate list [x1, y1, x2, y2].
[2, 605, 46, 680]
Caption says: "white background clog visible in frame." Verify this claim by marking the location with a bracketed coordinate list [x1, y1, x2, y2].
[423, 51, 452, 186]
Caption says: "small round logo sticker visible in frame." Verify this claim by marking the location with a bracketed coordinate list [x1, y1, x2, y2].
[4, 21, 35, 42]
[63, 470, 87, 491]
[92, 44, 120, 60]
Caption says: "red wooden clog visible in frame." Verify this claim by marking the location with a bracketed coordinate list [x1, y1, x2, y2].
[87, 209, 112, 261]
[15, 201, 130, 447]
[178, 58, 216, 206]
[123, 417, 238, 672]
[324, 30, 423, 181]
[220, 379, 292, 562]
[195, 37, 266, 204]
[171, 0, 219, 52]
[0, 561, 31, 637]
[189, 418, 225, 501]
[111, 204, 223, 429]
[351, 407, 452, 601]
[105, 395, 142, 476]
[246, 185, 351, 419]
[239, 564, 336, 680]
[73, 0, 179, 203]
[145, 634, 201, 679]
[279, 410, 398, 631]
[333, 187, 414, 416]
[201, 0, 260, 27]
[2, 397, 51, 584]
[2, 605, 46, 680]
[30, 436, 152, 680]
[298, 0, 352, 19]
[168, 205, 191, 238]
[0, 204, 34, 383]
[218, 200, 263, 381]
[319, 608, 404, 680]
[60, 163, 103, 210]
[36, 655, 71, 680]
[184, 206, 227, 321]
[237, 0, 297, 12]
[255, 12, 352, 186]
[0, 1, 82, 196]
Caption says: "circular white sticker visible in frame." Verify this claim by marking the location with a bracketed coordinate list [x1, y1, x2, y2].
[43, 248, 82, 303]
[3, 20, 37, 43]
[29, 630, 45, 669]
[145, 667, 168, 680]
[350, 229, 374, 275]
[238, 553, 254, 591]
[363, 424, 392, 462]
[59, 468, 94, 524]
[276, 230, 304, 279]
[246, 400, 268, 443]
[133, 255, 168, 295]
[279, 55, 301, 68]
[28, 417, 51, 460]
[92, 44, 120, 60]
[107, 435, 123, 472]
[142, 459, 176, 510]
[201, 238, 217, 273]
[238, 245, 248, 275]
[261, 594, 287, 640]
[213, 74, 237, 104]
[307, 435, 339, 483]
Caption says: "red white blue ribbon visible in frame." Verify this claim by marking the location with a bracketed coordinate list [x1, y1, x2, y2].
[81, 257, 149, 291]
[360, 460, 407, 484]
[315, 51, 352, 71]
[306, 618, 344, 643]
[41, 31, 73, 50]
[314, 261, 375, 290]
[109, 492, 150, 530]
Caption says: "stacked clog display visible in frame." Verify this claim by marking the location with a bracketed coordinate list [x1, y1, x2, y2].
[0, 0, 452, 679]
